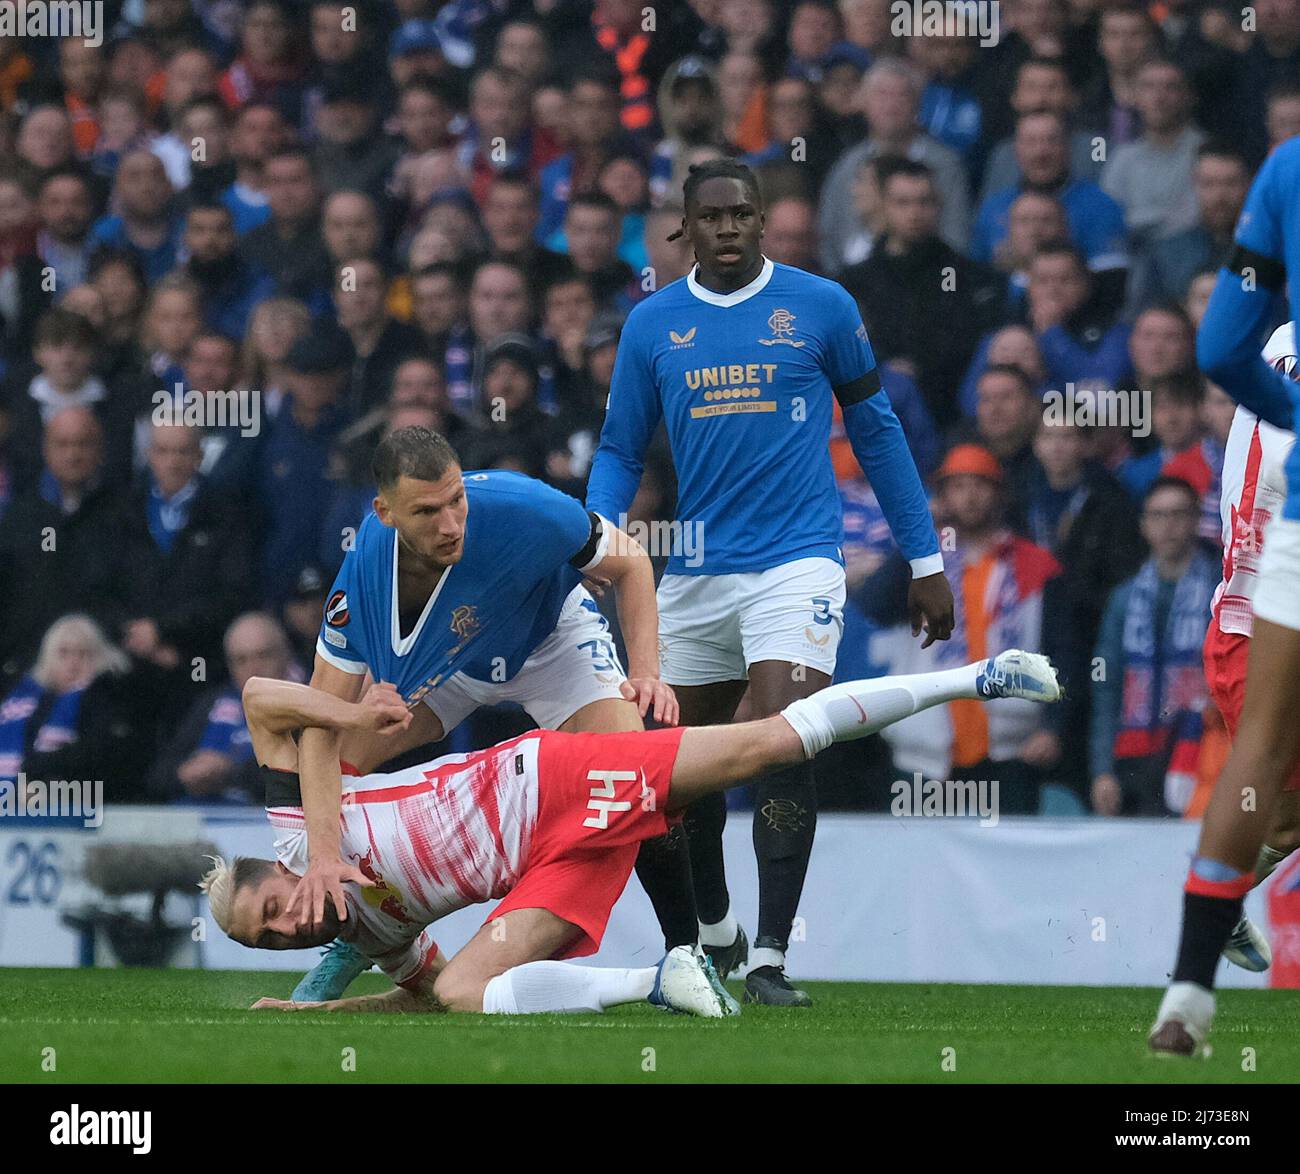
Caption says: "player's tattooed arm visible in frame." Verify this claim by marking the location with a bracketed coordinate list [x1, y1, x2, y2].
[250, 989, 431, 1013]
[252, 953, 447, 1013]
[580, 516, 679, 725]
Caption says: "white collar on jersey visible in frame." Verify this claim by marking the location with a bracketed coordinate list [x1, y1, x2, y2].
[685, 254, 774, 307]
[390, 525, 455, 656]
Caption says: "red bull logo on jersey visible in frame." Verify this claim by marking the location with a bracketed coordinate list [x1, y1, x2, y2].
[759, 308, 805, 347]
[350, 847, 417, 925]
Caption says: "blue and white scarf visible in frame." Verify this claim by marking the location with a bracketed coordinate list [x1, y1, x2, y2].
[1116, 550, 1217, 769]
[147, 475, 200, 553]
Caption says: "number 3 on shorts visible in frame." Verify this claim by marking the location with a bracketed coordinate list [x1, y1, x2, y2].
[810, 597, 833, 626]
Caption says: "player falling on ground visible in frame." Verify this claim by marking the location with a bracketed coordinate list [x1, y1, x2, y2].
[287, 426, 692, 1003]
[1201, 322, 1300, 975]
[1152, 136, 1300, 1056]
[586, 158, 954, 1005]
[206, 650, 1060, 1015]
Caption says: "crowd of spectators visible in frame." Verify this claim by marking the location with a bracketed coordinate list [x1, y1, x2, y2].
[0, 0, 1295, 818]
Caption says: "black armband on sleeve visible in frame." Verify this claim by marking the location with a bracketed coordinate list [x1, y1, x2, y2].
[832, 368, 883, 408]
[569, 511, 604, 570]
[1228, 245, 1287, 292]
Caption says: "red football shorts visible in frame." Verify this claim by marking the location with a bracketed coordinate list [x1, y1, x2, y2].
[484, 726, 689, 958]
[1203, 618, 1300, 791]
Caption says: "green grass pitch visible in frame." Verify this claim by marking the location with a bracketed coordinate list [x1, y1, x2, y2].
[2, 968, 1298, 1083]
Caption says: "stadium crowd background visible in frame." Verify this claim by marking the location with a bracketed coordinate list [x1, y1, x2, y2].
[0, 0, 1292, 819]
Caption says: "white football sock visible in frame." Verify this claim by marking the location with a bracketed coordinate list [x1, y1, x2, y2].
[699, 908, 738, 948]
[750, 946, 785, 970]
[1255, 843, 1291, 886]
[481, 961, 657, 1014]
[1154, 980, 1215, 1035]
[781, 663, 983, 758]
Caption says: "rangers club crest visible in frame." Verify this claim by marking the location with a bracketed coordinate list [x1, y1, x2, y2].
[449, 605, 480, 640]
[325, 590, 349, 627]
[759, 307, 805, 347]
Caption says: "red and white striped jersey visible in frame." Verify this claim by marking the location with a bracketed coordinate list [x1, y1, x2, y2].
[1213, 323, 1297, 636]
[267, 731, 544, 988]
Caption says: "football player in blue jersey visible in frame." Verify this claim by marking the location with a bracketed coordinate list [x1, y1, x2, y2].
[1152, 136, 1300, 1056]
[586, 159, 955, 1005]
[284, 425, 703, 1003]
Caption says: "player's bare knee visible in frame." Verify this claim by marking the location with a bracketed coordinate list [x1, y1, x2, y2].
[431, 968, 488, 1013]
[757, 715, 806, 771]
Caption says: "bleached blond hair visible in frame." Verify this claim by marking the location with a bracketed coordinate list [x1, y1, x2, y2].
[199, 854, 276, 939]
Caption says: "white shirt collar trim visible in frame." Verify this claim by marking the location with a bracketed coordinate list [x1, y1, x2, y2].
[686, 255, 774, 307]
[390, 526, 454, 656]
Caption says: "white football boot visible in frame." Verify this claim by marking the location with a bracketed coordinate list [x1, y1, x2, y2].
[1222, 915, 1272, 972]
[648, 945, 742, 1018]
[975, 650, 1063, 703]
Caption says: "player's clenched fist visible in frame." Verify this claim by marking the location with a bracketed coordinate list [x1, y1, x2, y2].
[351, 681, 413, 735]
[620, 677, 679, 726]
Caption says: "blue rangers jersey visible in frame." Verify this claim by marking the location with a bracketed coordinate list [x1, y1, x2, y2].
[316, 471, 603, 703]
[586, 256, 940, 577]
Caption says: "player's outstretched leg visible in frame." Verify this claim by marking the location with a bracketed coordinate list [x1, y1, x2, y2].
[668, 651, 1062, 806]
[676, 652, 1062, 1004]
[660, 651, 1061, 1004]
[1151, 615, 1300, 1057]
[779, 649, 1062, 759]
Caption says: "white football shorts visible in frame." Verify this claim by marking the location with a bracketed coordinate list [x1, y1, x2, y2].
[656, 556, 846, 686]
[424, 585, 628, 733]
